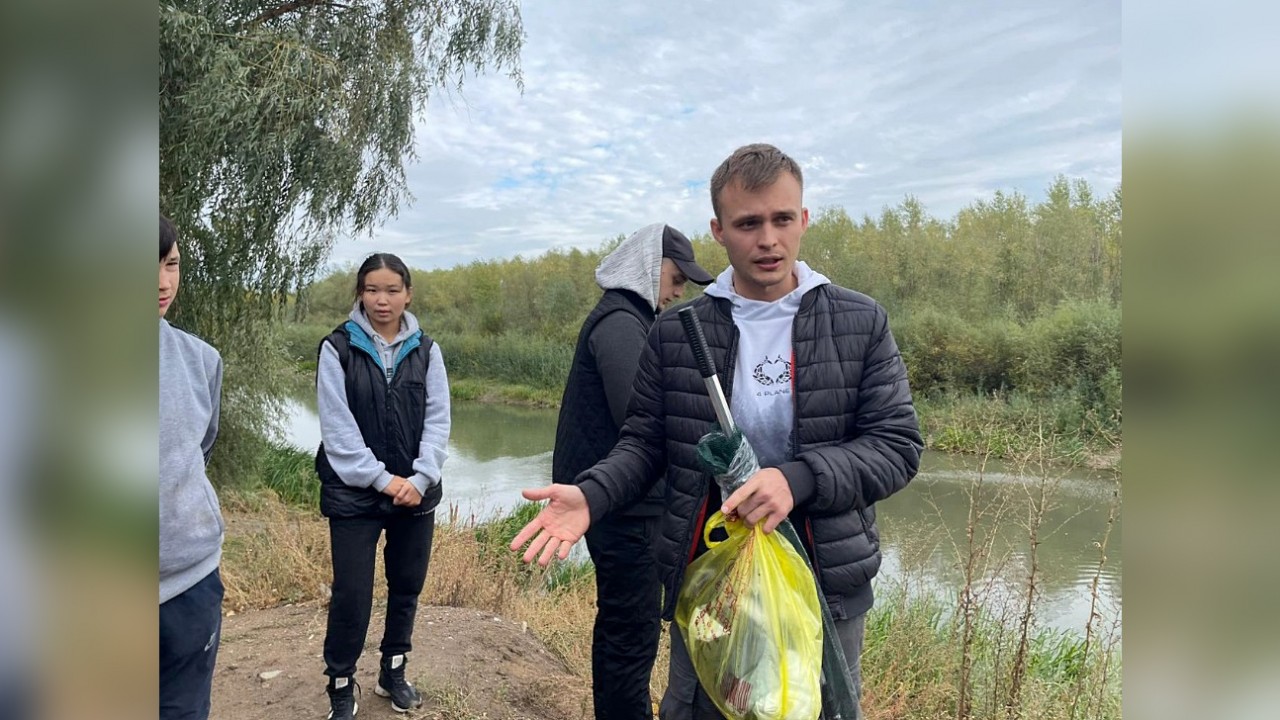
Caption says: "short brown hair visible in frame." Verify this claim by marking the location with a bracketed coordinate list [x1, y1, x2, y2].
[709, 143, 804, 220]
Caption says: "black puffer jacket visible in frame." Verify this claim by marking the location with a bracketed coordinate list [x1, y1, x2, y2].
[315, 323, 442, 519]
[577, 284, 923, 620]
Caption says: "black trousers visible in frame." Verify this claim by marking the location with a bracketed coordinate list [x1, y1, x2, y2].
[324, 511, 435, 678]
[160, 568, 224, 720]
[584, 513, 662, 720]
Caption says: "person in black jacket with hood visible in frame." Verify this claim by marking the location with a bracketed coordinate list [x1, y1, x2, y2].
[553, 223, 713, 720]
[512, 144, 923, 720]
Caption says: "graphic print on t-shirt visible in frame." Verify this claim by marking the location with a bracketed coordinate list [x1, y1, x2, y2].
[747, 353, 793, 401]
[752, 354, 792, 388]
[735, 349, 793, 464]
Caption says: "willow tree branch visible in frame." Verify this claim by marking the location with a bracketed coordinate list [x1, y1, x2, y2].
[248, 0, 350, 27]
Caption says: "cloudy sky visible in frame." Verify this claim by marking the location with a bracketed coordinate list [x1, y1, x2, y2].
[328, 0, 1120, 271]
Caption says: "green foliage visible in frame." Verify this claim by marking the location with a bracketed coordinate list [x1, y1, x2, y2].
[472, 500, 542, 555]
[222, 441, 318, 508]
[801, 179, 1121, 321]
[896, 309, 1026, 395]
[298, 265, 358, 322]
[471, 501, 594, 591]
[298, 177, 1119, 352]
[278, 321, 335, 366]
[897, 300, 1120, 395]
[917, 392, 1115, 462]
[161, 0, 524, 488]
[1019, 301, 1122, 419]
[207, 391, 283, 490]
[162, 0, 523, 243]
[284, 178, 1122, 464]
[259, 443, 320, 508]
[448, 377, 560, 407]
[434, 331, 573, 391]
[417, 249, 608, 344]
[541, 557, 596, 590]
[1026, 630, 1089, 683]
[862, 585, 1122, 720]
[896, 298, 1122, 455]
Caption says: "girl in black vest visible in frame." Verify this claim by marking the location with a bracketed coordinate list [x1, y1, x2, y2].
[315, 253, 451, 720]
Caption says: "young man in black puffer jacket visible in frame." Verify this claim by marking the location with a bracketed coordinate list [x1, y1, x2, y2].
[514, 144, 923, 720]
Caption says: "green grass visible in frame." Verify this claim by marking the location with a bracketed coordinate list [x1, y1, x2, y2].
[273, 301, 1122, 472]
[449, 377, 561, 407]
[917, 390, 1120, 467]
[434, 331, 573, 392]
[472, 501, 543, 556]
[222, 485, 1121, 719]
[277, 321, 334, 366]
[471, 501, 595, 592]
[252, 442, 319, 508]
[863, 584, 1122, 720]
[419, 684, 489, 720]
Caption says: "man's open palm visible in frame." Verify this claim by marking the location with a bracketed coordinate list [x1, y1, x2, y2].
[509, 485, 591, 566]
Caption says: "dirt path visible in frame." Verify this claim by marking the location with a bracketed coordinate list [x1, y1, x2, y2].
[212, 602, 592, 720]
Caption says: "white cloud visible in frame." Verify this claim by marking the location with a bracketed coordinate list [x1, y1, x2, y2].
[325, 0, 1120, 271]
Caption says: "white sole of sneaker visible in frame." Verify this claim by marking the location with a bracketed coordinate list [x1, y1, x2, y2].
[374, 684, 416, 713]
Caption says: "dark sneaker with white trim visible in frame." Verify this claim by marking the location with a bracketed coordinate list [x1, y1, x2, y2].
[326, 676, 359, 719]
[375, 654, 423, 712]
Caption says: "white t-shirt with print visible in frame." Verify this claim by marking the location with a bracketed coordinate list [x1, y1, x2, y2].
[704, 262, 831, 470]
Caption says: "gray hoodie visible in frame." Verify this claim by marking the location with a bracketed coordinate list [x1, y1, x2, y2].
[588, 224, 667, 427]
[0, 319, 36, 673]
[594, 223, 664, 312]
[703, 261, 831, 468]
[159, 318, 224, 603]
[316, 303, 450, 498]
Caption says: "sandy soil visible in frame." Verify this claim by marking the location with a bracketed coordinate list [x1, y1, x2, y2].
[211, 602, 593, 720]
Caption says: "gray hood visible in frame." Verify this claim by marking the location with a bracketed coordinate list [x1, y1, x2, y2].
[703, 260, 831, 306]
[349, 300, 421, 344]
[594, 223, 664, 312]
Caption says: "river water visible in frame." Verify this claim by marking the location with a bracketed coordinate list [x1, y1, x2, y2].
[281, 396, 1121, 635]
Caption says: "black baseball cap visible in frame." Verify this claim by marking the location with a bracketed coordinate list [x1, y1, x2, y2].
[661, 225, 714, 285]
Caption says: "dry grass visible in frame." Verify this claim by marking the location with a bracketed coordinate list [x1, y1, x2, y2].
[219, 492, 673, 701]
[219, 491, 334, 610]
[220, 490, 1119, 720]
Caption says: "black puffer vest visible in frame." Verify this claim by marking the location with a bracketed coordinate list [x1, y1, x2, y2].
[552, 289, 663, 516]
[315, 321, 442, 518]
[578, 285, 923, 620]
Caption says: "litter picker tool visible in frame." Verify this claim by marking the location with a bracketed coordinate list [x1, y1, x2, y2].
[678, 306, 734, 433]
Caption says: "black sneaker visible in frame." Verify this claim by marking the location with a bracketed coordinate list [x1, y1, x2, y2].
[326, 676, 360, 719]
[375, 654, 423, 712]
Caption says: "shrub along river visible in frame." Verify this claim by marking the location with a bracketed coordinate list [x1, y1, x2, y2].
[283, 396, 1121, 636]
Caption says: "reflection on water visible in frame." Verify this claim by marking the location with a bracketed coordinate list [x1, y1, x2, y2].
[281, 398, 1121, 634]
[877, 458, 1122, 635]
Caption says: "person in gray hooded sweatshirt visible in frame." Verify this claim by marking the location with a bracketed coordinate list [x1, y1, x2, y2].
[159, 213, 225, 720]
[315, 252, 450, 720]
[552, 224, 713, 720]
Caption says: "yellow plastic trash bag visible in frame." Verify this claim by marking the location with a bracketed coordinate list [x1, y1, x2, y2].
[675, 511, 823, 720]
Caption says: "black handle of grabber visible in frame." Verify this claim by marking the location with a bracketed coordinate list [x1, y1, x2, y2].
[678, 306, 716, 379]
[678, 306, 735, 432]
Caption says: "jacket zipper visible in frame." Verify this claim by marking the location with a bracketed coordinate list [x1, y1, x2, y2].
[791, 312, 823, 580]
[723, 328, 739, 414]
[805, 516, 821, 577]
